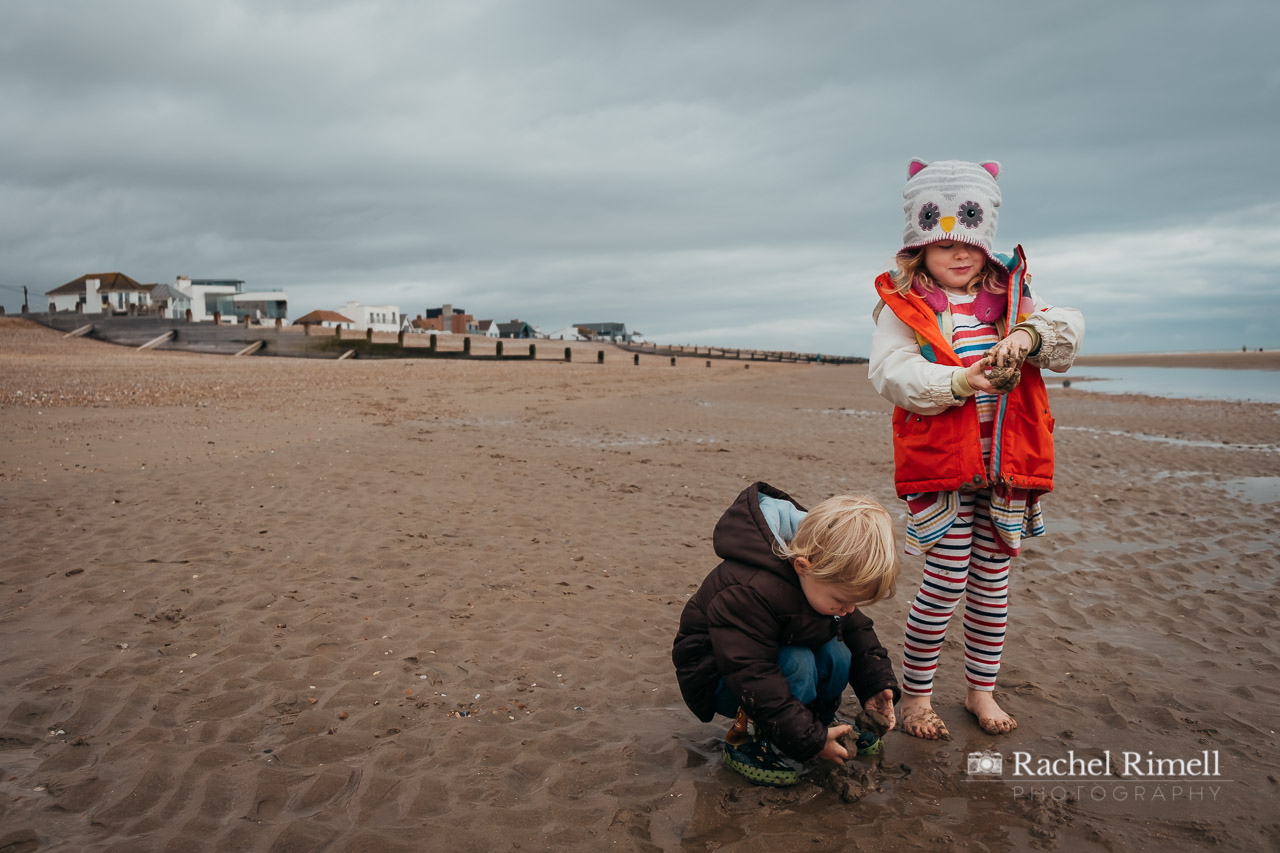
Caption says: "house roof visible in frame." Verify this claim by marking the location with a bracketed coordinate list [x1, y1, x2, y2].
[47, 272, 148, 295]
[293, 309, 354, 325]
[497, 321, 532, 334]
[477, 319, 494, 331]
[148, 284, 191, 302]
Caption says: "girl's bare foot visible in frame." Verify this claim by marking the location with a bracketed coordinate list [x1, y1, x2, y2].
[965, 689, 1017, 735]
[898, 694, 950, 740]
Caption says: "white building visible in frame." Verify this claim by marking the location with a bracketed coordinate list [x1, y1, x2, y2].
[175, 276, 289, 323]
[343, 302, 401, 333]
[46, 272, 153, 314]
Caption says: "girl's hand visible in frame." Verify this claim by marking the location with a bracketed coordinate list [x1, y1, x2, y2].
[818, 724, 852, 765]
[965, 360, 997, 394]
[988, 329, 1034, 369]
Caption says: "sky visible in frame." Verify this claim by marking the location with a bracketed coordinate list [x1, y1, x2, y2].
[2, 0, 1278, 356]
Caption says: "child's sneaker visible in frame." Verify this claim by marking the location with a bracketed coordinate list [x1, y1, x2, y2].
[722, 736, 799, 787]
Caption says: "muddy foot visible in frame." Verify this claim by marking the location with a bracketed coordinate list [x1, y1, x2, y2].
[898, 697, 950, 740]
[965, 691, 1017, 735]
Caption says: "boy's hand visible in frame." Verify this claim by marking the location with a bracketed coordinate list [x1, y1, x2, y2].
[865, 689, 896, 732]
[818, 724, 852, 766]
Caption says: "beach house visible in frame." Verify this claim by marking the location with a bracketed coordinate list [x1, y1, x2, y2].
[410, 304, 477, 335]
[341, 302, 401, 333]
[46, 272, 155, 314]
[573, 322, 632, 342]
[174, 277, 290, 323]
[497, 320, 536, 339]
[293, 310, 355, 329]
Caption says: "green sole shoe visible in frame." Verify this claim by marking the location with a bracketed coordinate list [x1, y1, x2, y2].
[722, 738, 799, 787]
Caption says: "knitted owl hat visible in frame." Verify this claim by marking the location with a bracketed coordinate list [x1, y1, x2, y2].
[901, 159, 1001, 262]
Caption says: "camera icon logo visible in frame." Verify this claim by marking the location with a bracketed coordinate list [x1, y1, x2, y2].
[967, 749, 1003, 776]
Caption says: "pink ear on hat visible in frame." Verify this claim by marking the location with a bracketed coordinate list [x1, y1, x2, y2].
[908, 159, 929, 178]
[980, 162, 1000, 180]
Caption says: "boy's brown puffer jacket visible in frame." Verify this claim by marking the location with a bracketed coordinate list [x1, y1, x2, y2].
[672, 482, 899, 762]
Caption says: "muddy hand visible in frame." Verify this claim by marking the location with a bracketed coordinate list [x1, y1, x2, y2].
[989, 339, 1028, 369]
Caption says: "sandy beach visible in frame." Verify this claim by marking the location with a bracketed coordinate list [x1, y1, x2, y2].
[1, 317, 1277, 852]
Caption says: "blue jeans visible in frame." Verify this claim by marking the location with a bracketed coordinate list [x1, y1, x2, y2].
[712, 637, 852, 721]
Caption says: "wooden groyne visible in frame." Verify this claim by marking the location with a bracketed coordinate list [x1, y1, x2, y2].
[28, 312, 864, 365]
[615, 341, 864, 365]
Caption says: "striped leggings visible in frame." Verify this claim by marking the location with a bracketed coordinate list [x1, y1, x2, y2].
[902, 490, 1010, 695]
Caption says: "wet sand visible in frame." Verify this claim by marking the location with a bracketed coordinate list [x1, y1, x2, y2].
[1, 318, 1277, 852]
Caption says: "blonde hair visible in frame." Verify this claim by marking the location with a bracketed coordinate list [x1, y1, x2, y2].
[890, 246, 1008, 298]
[777, 495, 898, 603]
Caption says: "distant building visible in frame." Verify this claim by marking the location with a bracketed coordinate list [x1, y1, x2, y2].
[342, 301, 400, 333]
[147, 284, 192, 319]
[411, 304, 476, 334]
[175, 276, 289, 322]
[45, 272, 287, 322]
[46, 272, 154, 314]
[573, 322, 631, 342]
[497, 319, 536, 339]
[293, 310, 355, 329]
[476, 319, 500, 338]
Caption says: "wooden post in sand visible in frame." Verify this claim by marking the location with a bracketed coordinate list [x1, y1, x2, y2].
[429, 334, 437, 353]
[213, 312, 221, 326]
[670, 357, 676, 366]
[634, 354, 639, 366]
[706, 360, 711, 368]
[366, 327, 374, 343]
[276, 318, 283, 331]
[529, 343, 536, 358]
[463, 337, 472, 356]
[597, 350, 604, 364]
[496, 340, 504, 358]
[564, 347, 572, 362]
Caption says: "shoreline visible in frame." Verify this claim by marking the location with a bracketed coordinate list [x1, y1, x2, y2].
[1073, 350, 1279, 370]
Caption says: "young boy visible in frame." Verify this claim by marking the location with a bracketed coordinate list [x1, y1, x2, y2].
[672, 482, 900, 786]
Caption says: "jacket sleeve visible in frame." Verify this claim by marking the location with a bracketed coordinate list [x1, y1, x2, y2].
[1020, 285, 1084, 373]
[705, 585, 827, 762]
[841, 610, 901, 705]
[869, 302, 965, 416]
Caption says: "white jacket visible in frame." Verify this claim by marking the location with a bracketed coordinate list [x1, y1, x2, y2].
[869, 284, 1085, 417]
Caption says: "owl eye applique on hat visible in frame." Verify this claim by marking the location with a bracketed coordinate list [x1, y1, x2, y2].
[957, 201, 984, 229]
[918, 202, 941, 231]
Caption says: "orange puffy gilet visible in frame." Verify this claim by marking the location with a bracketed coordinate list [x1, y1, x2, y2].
[874, 246, 1055, 497]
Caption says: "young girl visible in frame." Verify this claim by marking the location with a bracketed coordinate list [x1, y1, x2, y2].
[868, 159, 1084, 739]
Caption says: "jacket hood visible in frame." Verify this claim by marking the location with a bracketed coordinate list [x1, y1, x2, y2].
[712, 482, 807, 582]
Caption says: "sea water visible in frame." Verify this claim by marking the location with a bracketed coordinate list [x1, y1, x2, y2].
[1053, 366, 1280, 405]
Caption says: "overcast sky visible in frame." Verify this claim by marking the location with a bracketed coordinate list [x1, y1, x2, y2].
[3, 0, 1278, 355]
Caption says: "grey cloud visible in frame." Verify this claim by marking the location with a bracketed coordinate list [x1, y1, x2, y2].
[2, 0, 1277, 354]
